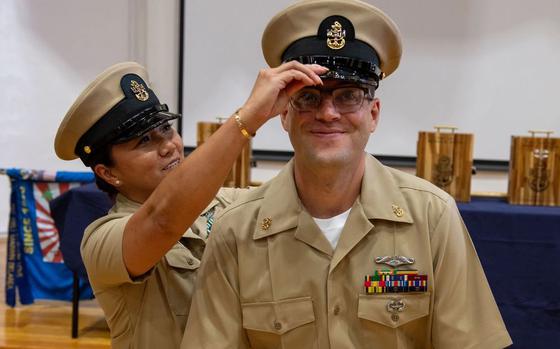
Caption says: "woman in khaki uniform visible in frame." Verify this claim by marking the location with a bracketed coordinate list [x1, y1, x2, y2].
[54, 61, 327, 348]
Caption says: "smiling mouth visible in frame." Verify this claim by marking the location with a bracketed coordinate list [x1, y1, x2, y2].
[163, 159, 181, 171]
[311, 130, 345, 136]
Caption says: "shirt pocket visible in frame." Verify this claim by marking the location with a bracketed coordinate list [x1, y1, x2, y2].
[357, 293, 431, 348]
[241, 296, 318, 349]
[164, 246, 200, 319]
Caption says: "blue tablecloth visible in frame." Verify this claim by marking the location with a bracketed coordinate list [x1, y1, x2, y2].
[458, 197, 560, 349]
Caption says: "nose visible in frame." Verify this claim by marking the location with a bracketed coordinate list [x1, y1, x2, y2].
[315, 96, 341, 122]
[159, 136, 176, 157]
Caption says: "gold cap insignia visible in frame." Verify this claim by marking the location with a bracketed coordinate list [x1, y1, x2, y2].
[130, 80, 149, 101]
[261, 218, 272, 231]
[392, 204, 404, 218]
[83, 146, 92, 154]
[326, 21, 346, 50]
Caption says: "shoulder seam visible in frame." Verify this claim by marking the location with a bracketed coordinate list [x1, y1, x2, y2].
[398, 185, 451, 203]
[219, 194, 264, 218]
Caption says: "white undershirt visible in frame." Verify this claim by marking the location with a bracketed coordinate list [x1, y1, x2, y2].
[312, 208, 352, 249]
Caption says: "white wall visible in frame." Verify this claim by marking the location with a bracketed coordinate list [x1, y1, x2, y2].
[0, 0, 179, 235]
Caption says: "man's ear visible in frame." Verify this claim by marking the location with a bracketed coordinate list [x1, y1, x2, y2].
[280, 107, 290, 132]
[93, 164, 121, 187]
[369, 98, 381, 133]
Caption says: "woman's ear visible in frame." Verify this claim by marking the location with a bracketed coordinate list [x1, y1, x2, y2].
[93, 164, 121, 187]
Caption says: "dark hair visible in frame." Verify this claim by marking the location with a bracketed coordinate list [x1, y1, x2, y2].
[89, 144, 119, 200]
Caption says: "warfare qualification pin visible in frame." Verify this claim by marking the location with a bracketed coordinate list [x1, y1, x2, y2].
[375, 255, 415, 268]
[326, 21, 346, 50]
[130, 80, 149, 101]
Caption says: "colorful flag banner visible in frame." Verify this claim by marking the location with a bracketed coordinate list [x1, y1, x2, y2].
[4, 169, 96, 306]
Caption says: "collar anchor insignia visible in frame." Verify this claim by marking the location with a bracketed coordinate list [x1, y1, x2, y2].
[261, 217, 272, 231]
[391, 204, 404, 218]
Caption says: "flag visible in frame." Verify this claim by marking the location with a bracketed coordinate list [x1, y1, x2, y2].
[4, 169, 96, 306]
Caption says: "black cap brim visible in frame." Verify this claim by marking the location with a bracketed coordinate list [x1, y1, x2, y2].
[113, 109, 181, 143]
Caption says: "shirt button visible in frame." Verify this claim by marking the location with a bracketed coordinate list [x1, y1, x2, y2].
[186, 258, 194, 266]
[273, 321, 282, 331]
[333, 305, 340, 315]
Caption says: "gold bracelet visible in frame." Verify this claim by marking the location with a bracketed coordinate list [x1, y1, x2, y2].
[233, 109, 255, 139]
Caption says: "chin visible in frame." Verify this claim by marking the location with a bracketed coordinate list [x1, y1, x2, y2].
[306, 150, 353, 167]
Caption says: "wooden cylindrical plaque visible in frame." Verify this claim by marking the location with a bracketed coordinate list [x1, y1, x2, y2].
[507, 131, 560, 206]
[197, 121, 251, 188]
[416, 126, 474, 202]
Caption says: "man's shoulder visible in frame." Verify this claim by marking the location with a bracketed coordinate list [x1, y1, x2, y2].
[384, 166, 451, 203]
[217, 181, 270, 219]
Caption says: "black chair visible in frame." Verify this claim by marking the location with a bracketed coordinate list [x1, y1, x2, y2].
[49, 182, 112, 338]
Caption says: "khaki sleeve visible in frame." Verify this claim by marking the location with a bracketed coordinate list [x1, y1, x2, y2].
[430, 199, 513, 349]
[181, 221, 250, 349]
[81, 215, 153, 290]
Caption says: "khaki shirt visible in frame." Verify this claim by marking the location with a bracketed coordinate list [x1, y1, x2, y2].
[81, 187, 242, 349]
[182, 156, 512, 349]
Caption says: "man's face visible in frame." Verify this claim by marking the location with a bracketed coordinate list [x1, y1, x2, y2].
[281, 79, 380, 168]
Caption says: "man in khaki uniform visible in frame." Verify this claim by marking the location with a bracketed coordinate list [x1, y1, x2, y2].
[182, 0, 513, 348]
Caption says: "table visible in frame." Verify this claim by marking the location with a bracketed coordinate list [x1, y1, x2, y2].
[458, 197, 560, 348]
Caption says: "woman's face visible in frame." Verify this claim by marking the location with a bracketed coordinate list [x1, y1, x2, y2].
[99, 122, 184, 203]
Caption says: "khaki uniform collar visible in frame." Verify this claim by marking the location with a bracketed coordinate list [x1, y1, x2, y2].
[112, 193, 142, 214]
[360, 155, 413, 224]
[254, 154, 413, 241]
[254, 160, 302, 240]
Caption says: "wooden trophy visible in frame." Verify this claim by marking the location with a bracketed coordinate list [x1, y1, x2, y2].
[416, 126, 474, 202]
[197, 119, 252, 188]
[507, 131, 560, 206]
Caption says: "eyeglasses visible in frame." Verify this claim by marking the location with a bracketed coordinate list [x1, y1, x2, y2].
[290, 86, 374, 114]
